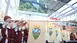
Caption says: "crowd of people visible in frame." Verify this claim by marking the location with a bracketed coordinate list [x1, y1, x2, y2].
[0, 16, 29, 43]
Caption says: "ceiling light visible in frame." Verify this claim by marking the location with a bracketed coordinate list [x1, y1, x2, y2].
[54, 0, 57, 1]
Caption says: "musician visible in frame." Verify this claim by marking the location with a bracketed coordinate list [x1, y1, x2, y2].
[7, 20, 16, 43]
[18, 21, 29, 43]
[23, 22, 29, 43]
[15, 20, 23, 43]
[0, 16, 11, 43]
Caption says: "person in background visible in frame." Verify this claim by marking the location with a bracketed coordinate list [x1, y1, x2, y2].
[75, 32, 77, 40]
[0, 23, 3, 41]
[70, 32, 76, 40]
[0, 23, 3, 29]
[46, 40, 48, 43]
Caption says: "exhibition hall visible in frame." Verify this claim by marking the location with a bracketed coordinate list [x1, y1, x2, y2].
[0, 0, 77, 43]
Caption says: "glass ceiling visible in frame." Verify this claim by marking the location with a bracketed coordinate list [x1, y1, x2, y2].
[2, 0, 76, 21]
[19, 0, 48, 14]
[50, 0, 77, 18]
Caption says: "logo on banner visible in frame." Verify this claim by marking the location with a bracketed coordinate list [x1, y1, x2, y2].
[55, 30, 58, 37]
[62, 34, 65, 37]
[49, 28, 53, 36]
[32, 25, 40, 40]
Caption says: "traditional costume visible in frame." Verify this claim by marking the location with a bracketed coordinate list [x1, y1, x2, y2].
[0, 27, 6, 43]
[8, 21, 16, 43]
[0, 16, 11, 43]
[23, 22, 29, 43]
[15, 21, 23, 43]
[15, 27, 22, 43]
[24, 28, 28, 43]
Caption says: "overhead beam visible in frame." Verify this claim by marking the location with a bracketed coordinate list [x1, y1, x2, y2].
[53, 2, 77, 18]
[60, 10, 77, 18]
[18, 11, 48, 17]
[60, 2, 77, 13]
[5, 0, 10, 16]
[56, 9, 73, 18]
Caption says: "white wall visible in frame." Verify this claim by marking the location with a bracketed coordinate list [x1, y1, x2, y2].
[0, 0, 7, 20]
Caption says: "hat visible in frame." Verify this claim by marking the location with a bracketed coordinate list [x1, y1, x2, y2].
[20, 21, 24, 23]
[15, 20, 19, 23]
[4, 16, 11, 21]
